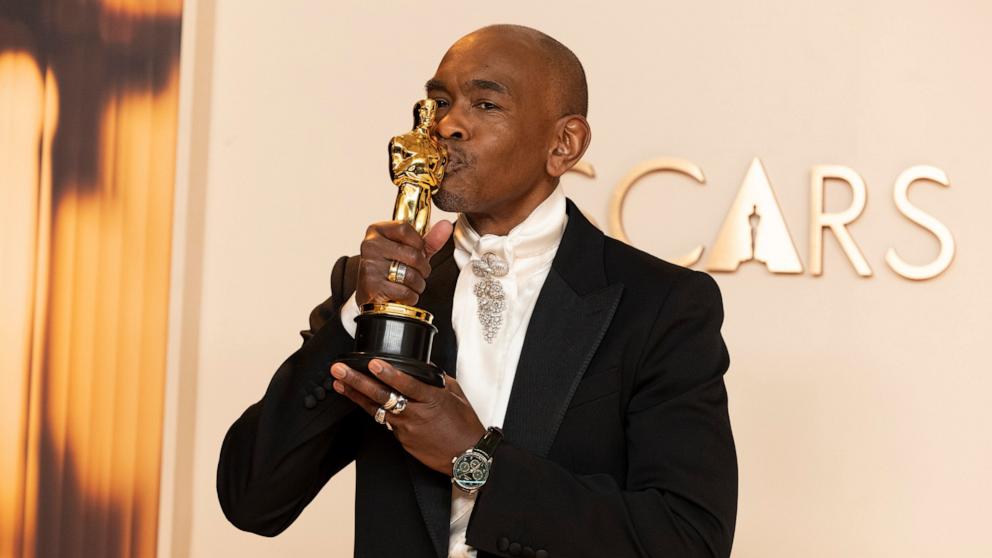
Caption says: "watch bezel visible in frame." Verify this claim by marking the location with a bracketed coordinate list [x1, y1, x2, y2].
[451, 448, 492, 493]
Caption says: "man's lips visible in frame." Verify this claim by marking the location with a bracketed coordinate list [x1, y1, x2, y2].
[441, 143, 469, 176]
[445, 155, 467, 174]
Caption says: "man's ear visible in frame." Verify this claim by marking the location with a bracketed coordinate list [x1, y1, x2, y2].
[546, 115, 592, 178]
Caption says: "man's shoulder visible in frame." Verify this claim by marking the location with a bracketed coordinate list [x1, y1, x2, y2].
[602, 236, 694, 285]
[600, 235, 723, 314]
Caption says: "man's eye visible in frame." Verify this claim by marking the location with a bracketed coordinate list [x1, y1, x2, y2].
[432, 98, 450, 108]
[476, 101, 498, 111]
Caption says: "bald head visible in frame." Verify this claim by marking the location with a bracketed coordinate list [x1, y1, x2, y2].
[427, 24, 593, 230]
[457, 24, 588, 117]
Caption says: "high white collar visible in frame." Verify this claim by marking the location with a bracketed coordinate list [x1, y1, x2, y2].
[452, 186, 567, 270]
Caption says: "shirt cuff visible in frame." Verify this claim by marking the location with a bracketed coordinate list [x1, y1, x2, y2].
[339, 293, 360, 338]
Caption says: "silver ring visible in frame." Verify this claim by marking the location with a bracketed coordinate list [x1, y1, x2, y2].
[374, 406, 387, 425]
[389, 395, 408, 415]
[387, 260, 408, 284]
[383, 391, 400, 411]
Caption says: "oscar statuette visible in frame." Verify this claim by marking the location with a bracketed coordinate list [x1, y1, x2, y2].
[338, 99, 448, 387]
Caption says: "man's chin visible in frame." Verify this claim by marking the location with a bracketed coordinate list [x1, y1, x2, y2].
[433, 185, 470, 213]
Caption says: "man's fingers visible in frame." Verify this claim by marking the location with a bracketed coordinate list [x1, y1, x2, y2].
[396, 269, 427, 295]
[358, 260, 423, 306]
[368, 359, 436, 403]
[331, 363, 395, 408]
[445, 375, 465, 397]
[354, 219, 448, 328]
[362, 237, 431, 279]
[385, 261, 427, 294]
[424, 220, 454, 259]
[331, 376, 378, 415]
[375, 221, 426, 251]
[374, 279, 420, 306]
[363, 258, 427, 294]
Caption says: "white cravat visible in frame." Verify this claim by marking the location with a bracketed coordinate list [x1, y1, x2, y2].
[338, 187, 567, 558]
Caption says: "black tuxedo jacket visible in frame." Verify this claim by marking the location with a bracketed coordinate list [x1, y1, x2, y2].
[218, 200, 737, 558]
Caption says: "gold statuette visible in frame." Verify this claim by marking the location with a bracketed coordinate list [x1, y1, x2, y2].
[389, 99, 447, 235]
[338, 99, 448, 387]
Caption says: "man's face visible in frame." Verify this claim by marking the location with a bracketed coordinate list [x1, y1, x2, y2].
[427, 31, 557, 217]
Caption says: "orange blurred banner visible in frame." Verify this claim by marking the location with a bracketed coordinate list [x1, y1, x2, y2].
[1, 2, 183, 556]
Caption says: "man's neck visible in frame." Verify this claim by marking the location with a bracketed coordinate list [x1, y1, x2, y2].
[464, 185, 557, 236]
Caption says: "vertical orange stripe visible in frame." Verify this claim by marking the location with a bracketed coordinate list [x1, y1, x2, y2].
[3, 3, 182, 555]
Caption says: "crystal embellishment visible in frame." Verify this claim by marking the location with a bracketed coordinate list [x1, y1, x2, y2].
[471, 252, 509, 343]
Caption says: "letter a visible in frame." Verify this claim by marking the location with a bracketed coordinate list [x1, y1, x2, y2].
[705, 158, 803, 273]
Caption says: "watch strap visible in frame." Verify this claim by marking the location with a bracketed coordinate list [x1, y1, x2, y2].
[475, 426, 503, 458]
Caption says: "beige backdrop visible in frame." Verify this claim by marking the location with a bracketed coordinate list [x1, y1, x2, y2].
[159, 1, 992, 557]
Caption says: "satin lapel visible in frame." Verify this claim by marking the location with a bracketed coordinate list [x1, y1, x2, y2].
[501, 200, 624, 457]
[501, 272, 622, 457]
[406, 238, 457, 558]
[419, 240, 458, 378]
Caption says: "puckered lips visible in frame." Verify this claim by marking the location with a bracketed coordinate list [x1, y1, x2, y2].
[444, 149, 468, 175]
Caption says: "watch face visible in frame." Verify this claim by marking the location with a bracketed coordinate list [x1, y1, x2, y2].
[453, 452, 490, 491]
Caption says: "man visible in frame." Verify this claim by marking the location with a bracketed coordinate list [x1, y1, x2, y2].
[218, 24, 737, 558]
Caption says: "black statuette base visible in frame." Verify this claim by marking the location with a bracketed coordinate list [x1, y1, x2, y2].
[338, 311, 444, 387]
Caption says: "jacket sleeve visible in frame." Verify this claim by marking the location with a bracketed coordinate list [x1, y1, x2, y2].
[217, 255, 364, 536]
[466, 271, 738, 558]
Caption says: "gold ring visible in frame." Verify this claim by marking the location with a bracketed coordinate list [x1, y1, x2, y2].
[389, 395, 408, 415]
[383, 391, 400, 410]
[387, 260, 408, 284]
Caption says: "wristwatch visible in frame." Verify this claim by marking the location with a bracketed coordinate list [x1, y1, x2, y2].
[451, 426, 503, 493]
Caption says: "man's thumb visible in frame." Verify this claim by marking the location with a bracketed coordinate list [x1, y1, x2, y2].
[424, 220, 454, 258]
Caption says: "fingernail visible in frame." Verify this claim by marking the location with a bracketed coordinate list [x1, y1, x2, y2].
[330, 365, 346, 379]
[333, 380, 345, 393]
[369, 360, 383, 375]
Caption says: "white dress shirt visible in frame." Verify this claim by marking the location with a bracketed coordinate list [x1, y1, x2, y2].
[340, 186, 568, 558]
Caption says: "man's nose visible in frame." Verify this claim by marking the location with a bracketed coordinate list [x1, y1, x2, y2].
[435, 107, 467, 141]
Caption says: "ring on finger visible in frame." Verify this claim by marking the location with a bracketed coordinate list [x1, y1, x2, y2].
[387, 260, 408, 284]
[389, 395, 408, 415]
[374, 406, 388, 425]
[383, 391, 400, 411]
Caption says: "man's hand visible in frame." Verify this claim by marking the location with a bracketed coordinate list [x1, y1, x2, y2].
[357, 220, 453, 307]
[330, 359, 486, 475]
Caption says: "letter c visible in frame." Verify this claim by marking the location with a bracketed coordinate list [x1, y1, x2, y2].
[608, 158, 706, 267]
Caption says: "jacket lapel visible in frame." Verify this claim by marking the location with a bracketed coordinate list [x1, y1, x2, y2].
[406, 238, 458, 558]
[421, 239, 458, 378]
[501, 201, 624, 457]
